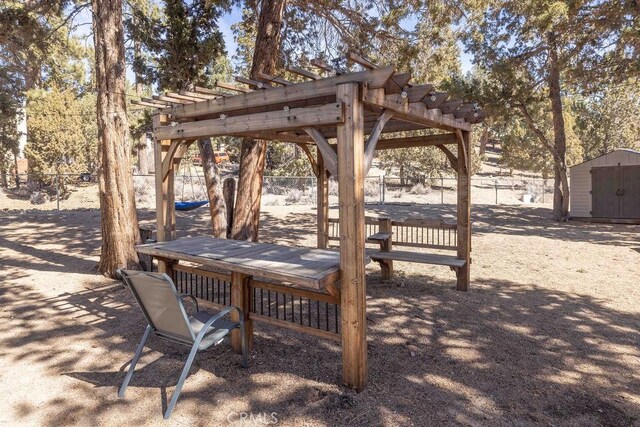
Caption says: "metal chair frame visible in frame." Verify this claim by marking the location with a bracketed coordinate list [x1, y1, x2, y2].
[117, 269, 248, 419]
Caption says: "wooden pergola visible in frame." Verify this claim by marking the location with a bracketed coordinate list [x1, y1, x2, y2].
[135, 54, 485, 391]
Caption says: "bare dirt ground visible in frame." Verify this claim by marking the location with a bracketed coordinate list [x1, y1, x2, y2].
[1, 204, 639, 426]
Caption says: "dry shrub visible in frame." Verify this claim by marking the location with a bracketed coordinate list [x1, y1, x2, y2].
[29, 191, 47, 205]
[409, 183, 431, 195]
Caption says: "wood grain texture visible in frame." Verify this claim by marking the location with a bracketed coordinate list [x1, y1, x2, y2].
[164, 66, 395, 119]
[336, 82, 368, 391]
[136, 237, 341, 289]
[456, 130, 472, 291]
[155, 102, 344, 140]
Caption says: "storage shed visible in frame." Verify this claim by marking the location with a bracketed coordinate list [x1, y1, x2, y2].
[569, 149, 640, 221]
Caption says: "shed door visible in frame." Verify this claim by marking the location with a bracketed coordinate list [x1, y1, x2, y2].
[591, 165, 640, 219]
[619, 165, 640, 219]
[591, 167, 618, 218]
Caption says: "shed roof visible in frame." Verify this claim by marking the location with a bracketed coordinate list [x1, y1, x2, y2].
[569, 148, 640, 168]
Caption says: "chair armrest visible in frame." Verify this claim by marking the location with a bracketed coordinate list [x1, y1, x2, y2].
[180, 294, 199, 313]
[193, 306, 242, 343]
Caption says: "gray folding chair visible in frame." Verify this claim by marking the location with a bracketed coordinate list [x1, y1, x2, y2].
[117, 269, 248, 419]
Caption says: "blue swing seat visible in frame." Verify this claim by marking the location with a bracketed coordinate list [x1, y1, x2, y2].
[175, 200, 209, 211]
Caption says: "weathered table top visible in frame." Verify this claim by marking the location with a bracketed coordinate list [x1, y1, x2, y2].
[136, 236, 341, 290]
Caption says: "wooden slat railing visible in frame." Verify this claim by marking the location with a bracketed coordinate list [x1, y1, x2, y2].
[171, 264, 340, 341]
[328, 216, 457, 251]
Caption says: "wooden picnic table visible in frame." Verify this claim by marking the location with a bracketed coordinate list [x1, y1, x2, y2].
[136, 236, 342, 290]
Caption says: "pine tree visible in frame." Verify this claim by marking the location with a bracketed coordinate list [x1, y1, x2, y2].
[128, 0, 231, 237]
[462, 0, 639, 220]
[92, 0, 141, 276]
[24, 88, 88, 185]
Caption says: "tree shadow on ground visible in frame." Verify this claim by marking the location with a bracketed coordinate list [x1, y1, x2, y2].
[1, 205, 639, 425]
[2, 270, 639, 425]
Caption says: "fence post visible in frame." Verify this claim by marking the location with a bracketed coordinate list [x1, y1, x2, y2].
[56, 174, 61, 211]
[382, 175, 386, 204]
[494, 179, 498, 205]
[440, 176, 444, 204]
[378, 175, 383, 204]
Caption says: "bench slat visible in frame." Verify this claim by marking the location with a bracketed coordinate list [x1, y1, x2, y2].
[368, 249, 466, 268]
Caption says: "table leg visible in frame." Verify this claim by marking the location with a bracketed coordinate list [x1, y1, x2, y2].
[156, 257, 177, 280]
[231, 272, 253, 353]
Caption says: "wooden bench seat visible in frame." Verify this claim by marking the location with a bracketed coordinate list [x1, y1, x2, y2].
[366, 232, 392, 243]
[327, 216, 468, 285]
[367, 249, 466, 268]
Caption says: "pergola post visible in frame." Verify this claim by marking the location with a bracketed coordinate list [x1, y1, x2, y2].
[153, 114, 177, 274]
[336, 82, 367, 391]
[316, 147, 329, 249]
[456, 130, 472, 291]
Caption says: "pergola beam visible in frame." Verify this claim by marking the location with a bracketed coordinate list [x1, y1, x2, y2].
[235, 76, 270, 89]
[383, 72, 412, 94]
[310, 58, 336, 74]
[346, 52, 377, 69]
[215, 80, 252, 93]
[156, 102, 345, 141]
[423, 92, 449, 109]
[153, 95, 191, 105]
[405, 84, 434, 103]
[164, 66, 395, 120]
[179, 90, 217, 100]
[454, 103, 476, 118]
[440, 99, 463, 114]
[256, 72, 292, 86]
[165, 92, 198, 103]
[194, 86, 228, 97]
[132, 100, 164, 109]
[141, 97, 171, 107]
[375, 133, 458, 150]
[236, 131, 313, 144]
[286, 65, 321, 80]
[364, 88, 472, 132]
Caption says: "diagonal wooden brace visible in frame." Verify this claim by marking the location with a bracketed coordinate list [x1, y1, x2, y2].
[162, 140, 189, 180]
[455, 129, 468, 174]
[364, 110, 393, 173]
[303, 127, 338, 177]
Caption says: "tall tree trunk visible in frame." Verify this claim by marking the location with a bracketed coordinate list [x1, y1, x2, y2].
[92, 0, 140, 276]
[479, 128, 489, 157]
[547, 33, 570, 221]
[231, 0, 286, 241]
[134, 82, 149, 175]
[199, 138, 227, 237]
[133, 35, 149, 175]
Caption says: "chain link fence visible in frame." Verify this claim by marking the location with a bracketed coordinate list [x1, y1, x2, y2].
[0, 172, 554, 212]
